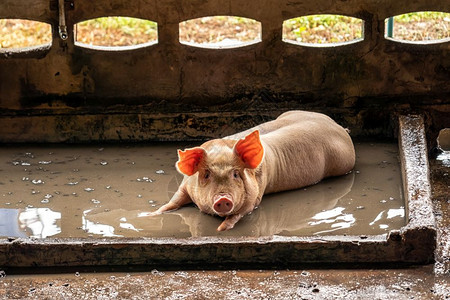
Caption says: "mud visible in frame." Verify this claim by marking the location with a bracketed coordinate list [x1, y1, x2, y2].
[1, 266, 448, 300]
[431, 151, 450, 277]
[0, 142, 404, 238]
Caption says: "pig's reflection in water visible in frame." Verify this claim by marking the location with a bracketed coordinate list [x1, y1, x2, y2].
[171, 172, 355, 237]
[84, 172, 355, 238]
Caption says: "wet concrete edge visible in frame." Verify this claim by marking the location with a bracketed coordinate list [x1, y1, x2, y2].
[398, 114, 436, 262]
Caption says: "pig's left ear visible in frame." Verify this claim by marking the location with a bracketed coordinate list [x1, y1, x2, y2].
[234, 130, 264, 169]
[176, 147, 206, 176]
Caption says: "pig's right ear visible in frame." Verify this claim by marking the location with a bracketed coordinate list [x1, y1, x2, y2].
[176, 147, 206, 176]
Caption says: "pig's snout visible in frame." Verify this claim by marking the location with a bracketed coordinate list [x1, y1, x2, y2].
[213, 195, 234, 215]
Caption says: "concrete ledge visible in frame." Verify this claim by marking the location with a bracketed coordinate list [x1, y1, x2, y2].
[399, 115, 435, 231]
[0, 115, 436, 269]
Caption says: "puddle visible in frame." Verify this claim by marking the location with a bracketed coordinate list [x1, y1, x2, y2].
[0, 142, 405, 238]
[436, 151, 450, 167]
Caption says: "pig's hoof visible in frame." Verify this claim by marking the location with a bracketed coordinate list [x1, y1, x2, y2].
[217, 223, 234, 232]
[138, 211, 162, 217]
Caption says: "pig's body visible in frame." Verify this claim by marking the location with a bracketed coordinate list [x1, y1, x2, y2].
[227, 111, 354, 194]
[152, 110, 355, 231]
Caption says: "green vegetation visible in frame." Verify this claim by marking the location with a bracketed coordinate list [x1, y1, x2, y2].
[0, 19, 52, 48]
[0, 12, 448, 49]
[75, 16, 158, 47]
[283, 14, 363, 44]
[393, 11, 449, 22]
[179, 16, 260, 44]
[284, 12, 449, 44]
[389, 11, 450, 41]
[77, 17, 157, 35]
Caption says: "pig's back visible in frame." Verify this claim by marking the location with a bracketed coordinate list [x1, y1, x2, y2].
[260, 111, 355, 194]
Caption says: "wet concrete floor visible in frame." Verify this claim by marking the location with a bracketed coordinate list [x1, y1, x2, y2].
[0, 146, 449, 299]
[0, 266, 448, 299]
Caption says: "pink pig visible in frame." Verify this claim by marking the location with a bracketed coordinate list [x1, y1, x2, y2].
[151, 110, 355, 231]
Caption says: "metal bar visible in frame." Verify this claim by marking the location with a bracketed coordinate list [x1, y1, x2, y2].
[58, 0, 68, 40]
[386, 17, 394, 38]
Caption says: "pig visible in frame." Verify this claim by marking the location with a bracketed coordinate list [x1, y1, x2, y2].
[150, 110, 355, 231]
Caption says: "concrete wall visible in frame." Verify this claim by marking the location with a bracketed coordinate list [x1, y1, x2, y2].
[0, 0, 449, 143]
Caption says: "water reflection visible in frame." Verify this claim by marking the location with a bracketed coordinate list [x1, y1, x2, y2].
[0, 208, 61, 238]
[308, 207, 356, 235]
[387, 208, 405, 219]
[0, 209, 27, 238]
[83, 207, 190, 238]
[82, 209, 121, 237]
[82, 172, 356, 237]
[436, 151, 450, 167]
[19, 208, 61, 238]
[369, 208, 405, 230]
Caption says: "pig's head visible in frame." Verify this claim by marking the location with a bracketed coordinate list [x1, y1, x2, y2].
[176, 130, 264, 217]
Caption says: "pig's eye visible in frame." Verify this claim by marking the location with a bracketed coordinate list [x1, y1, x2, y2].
[204, 170, 210, 179]
[233, 170, 240, 179]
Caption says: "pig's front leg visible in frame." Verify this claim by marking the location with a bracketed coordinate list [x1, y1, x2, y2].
[150, 187, 192, 216]
[217, 201, 257, 231]
[217, 214, 244, 231]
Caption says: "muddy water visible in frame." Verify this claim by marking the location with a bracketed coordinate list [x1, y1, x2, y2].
[0, 142, 405, 238]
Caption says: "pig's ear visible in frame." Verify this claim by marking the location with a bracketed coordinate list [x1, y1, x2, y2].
[234, 130, 264, 169]
[176, 147, 206, 176]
